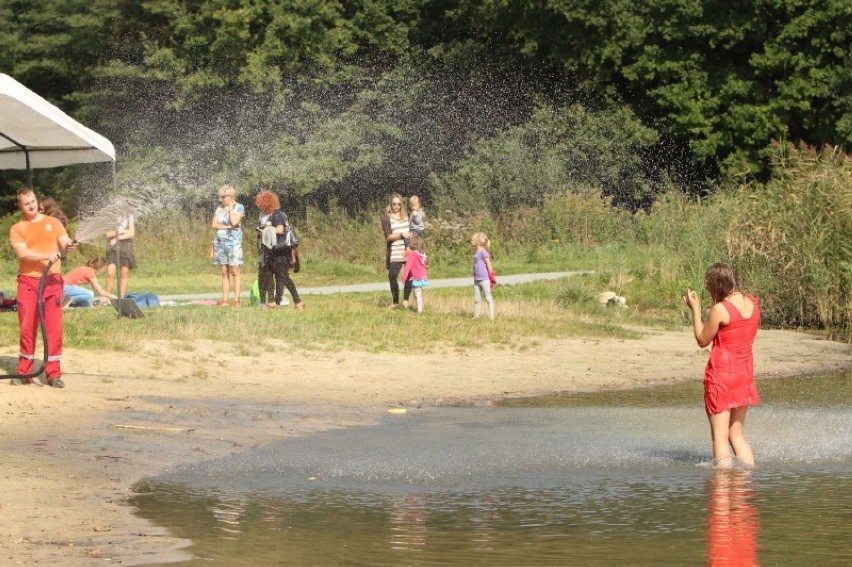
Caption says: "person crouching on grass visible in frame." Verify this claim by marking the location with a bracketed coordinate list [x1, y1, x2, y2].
[63, 257, 118, 308]
[9, 188, 78, 388]
[685, 262, 760, 469]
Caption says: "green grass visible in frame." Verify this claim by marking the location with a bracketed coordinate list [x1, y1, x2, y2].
[0, 231, 683, 299]
[0, 239, 725, 356]
[0, 281, 658, 355]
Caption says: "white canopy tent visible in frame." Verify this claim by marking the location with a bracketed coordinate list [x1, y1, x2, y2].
[0, 73, 115, 184]
[0, 73, 126, 307]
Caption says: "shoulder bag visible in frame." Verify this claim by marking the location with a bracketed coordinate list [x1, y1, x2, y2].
[273, 216, 299, 250]
[280, 223, 299, 248]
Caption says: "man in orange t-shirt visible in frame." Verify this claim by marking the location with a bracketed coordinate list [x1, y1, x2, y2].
[9, 188, 77, 387]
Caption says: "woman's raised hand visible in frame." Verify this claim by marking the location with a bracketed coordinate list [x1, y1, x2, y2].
[684, 289, 699, 309]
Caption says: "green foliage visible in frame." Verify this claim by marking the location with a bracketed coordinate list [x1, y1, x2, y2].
[248, 111, 398, 197]
[439, 0, 851, 171]
[300, 202, 385, 270]
[434, 103, 662, 212]
[723, 142, 851, 335]
[633, 190, 728, 287]
[2, 0, 849, 206]
[0, 210, 21, 268]
[496, 205, 550, 247]
[542, 189, 634, 247]
[0, 0, 121, 110]
[87, 0, 424, 108]
[128, 1, 351, 100]
[747, 1, 852, 149]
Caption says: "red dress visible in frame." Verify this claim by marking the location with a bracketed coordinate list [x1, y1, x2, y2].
[704, 295, 761, 414]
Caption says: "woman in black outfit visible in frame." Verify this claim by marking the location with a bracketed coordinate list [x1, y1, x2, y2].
[255, 190, 305, 310]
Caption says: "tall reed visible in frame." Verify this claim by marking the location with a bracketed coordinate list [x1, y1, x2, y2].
[723, 142, 851, 337]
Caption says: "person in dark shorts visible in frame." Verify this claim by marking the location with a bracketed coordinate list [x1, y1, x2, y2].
[105, 214, 136, 299]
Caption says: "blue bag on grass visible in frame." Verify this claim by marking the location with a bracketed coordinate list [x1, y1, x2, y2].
[125, 292, 160, 308]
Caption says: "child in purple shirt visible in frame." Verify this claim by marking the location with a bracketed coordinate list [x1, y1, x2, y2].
[471, 232, 495, 320]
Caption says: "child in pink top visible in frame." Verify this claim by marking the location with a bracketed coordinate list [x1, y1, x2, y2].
[400, 235, 429, 313]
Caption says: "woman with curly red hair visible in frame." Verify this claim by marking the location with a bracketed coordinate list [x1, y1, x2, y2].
[255, 189, 304, 309]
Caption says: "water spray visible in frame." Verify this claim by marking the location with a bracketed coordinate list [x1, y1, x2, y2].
[74, 195, 145, 245]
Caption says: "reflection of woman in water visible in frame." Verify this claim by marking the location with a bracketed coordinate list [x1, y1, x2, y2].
[706, 470, 758, 566]
[389, 493, 428, 550]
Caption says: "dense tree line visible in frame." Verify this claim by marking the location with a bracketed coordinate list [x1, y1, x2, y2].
[0, 0, 848, 214]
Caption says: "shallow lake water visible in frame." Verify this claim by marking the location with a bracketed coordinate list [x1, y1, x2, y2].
[132, 371, 852, 566]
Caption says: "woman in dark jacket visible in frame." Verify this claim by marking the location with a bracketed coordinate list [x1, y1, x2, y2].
[255, 190, 305, 310]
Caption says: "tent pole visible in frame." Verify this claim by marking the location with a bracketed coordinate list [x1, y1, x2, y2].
[114, 222, 122, 301]
[112, 162, 120, 300]
[25, 149, 32, 187]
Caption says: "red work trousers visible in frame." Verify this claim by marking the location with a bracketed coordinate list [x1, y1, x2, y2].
[16, 274, 63, 379]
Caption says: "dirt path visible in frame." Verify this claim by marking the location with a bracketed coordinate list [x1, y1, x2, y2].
[0, 327, 848, 565]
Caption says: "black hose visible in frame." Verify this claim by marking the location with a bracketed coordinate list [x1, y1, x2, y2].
[1, 261, 53, 380]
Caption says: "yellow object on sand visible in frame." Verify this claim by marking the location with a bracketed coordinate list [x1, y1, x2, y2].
[387, 408, 407, 414]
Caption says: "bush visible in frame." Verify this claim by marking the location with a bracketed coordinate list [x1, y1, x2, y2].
[542, 189, 634, 247]
[634, 191, 728, 291]
[724, 142, 851, 337]
[433, 103, 663, 213]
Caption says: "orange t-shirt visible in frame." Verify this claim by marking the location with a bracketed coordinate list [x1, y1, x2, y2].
[64, 265, 97, 286]
[9, 215, 67, 277]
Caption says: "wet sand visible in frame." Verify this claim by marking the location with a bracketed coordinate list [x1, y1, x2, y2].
[0, 327, 848, 565]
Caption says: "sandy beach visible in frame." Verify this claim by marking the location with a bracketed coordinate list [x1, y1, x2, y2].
[0, 326, 848, 565]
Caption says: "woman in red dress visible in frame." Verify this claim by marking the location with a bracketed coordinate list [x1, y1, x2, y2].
[685, 263, 760, 469]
